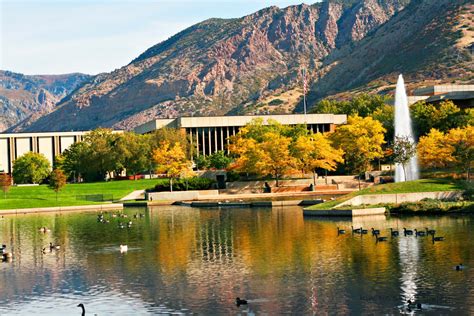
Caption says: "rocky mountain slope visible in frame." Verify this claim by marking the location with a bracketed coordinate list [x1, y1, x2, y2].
[0, 71, 91, 132]
[23, 0, 472, 132]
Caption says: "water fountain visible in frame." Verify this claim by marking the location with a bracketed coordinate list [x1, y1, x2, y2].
[394, 74, 419, 182]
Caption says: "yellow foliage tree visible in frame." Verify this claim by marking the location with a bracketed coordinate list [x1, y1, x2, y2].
[417, 129, 454, 169]
[291, 133, 344, 186]
[446, 126, 474, 181]
[153, 141, 192, 191]
[331, 115, 385, 188]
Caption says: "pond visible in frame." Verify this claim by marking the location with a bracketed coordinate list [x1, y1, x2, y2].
[0, 206, 473, 315]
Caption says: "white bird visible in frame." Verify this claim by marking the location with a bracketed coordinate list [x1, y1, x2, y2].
[120, 245, 128, 253]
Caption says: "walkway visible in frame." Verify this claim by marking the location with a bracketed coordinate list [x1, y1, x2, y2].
[120, 190, 146, 201]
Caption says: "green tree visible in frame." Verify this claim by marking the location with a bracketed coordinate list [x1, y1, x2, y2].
[208, 151, 232, 170]
[61, 142, 91, 182]
[0, 173, 12, 199]
[392, 136, 417, 181]
[331, 115, 386, 189]
[48, 169, 67, 201]
[12, 152, 51, 184]
[115, 132, 151, 179]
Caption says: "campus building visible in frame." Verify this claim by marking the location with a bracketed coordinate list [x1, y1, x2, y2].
[405, 84, 474, 107]
[134, 113, 347, 156]
[0, 114, 347, 174]
[0, 131, 89, 174]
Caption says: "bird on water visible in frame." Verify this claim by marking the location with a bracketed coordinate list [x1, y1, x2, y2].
[77, 303, 85, 316]
[236, 297, 248, 306]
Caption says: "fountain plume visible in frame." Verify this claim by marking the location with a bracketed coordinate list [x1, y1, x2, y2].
[394, 74, 419, 182]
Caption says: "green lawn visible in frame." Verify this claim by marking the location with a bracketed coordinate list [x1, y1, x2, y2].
[307, 178, 467, 210]
[0, 179, 166, 210]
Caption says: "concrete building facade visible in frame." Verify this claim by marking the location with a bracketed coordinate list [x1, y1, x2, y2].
[134, 114, 347, 156]
[0, 131, 88, 174]
[401, 84, 474, 107]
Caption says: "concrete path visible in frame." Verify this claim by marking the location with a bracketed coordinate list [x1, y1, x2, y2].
[120, 190, 146, 201]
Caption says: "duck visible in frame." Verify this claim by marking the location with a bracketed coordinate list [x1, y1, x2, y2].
[403, 228, 413, 236]
[371, 228, 380, 236]
[235, 297, 248, 306]
[118, 222, 125, 229]
[425, 227, 436, 235]
[351, 226, 362, 234]
[77, 303, 85, 316]
[390, 228, 399, 237]
[337, 227, 346, 234]
[120, 245, 128, 253]
[49, 242, 60, 251]
[414, 229, 426, 237]
[376, 236, 388, 242]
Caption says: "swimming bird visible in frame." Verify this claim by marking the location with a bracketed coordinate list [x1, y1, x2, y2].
[77, 303, 85, 316]
[432, 236, 444, 243]
[455, 263, 464, 271]
[236, 297, 248, 306]
[351, 226, 362, 234]
[390, 228, 399, 237]
[49, 242, 60, 250]
[414, 229, 426, 237]
[403, 228, 413, 236]
[120, 245, 128, 253]
[337, 227, 346, 234]
[376, 236, 388, 242]
[361, 228, 368, 234]
[39, 227, 50, 233]
[371, 228, 380, 236]
[425, 227, 436, 235]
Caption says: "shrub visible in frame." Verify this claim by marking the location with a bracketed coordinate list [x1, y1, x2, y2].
[152, 177, 215, 192]
[12, 152, 51, 184]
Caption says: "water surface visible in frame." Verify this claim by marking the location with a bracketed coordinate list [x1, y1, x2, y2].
[1, 206, 473, 314]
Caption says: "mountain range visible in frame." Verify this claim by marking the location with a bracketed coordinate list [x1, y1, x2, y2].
[1, 0, 473, 132]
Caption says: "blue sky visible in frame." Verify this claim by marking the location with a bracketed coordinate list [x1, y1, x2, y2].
[0, 0, 315, 75]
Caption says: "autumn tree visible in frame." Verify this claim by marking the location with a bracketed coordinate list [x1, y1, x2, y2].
[0, 173, 12, 199]
[153, 141, 192, 191]
[229, 119, 297, 186]
[291, 132, 344, 186]
[12, 152, 51, 184]
[331, 115, 385, 189]
[392, 136, 417, 181]
[49, 169, 67, 201]
[417, 129, 454, 169]
[447, 126, 474, 181]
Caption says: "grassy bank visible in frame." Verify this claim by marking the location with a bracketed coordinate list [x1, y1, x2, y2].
[306, 178, 469, 211]
[0, 179, 167, 210]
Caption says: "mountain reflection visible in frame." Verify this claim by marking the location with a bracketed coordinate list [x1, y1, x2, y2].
[0, 207, 473, 314]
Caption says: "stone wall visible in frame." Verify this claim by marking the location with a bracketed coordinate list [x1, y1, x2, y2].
[336, 191, 463, 207]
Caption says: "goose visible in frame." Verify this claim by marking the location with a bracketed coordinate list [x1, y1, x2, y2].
[425, 227, 436, 235]
[361, 228, 368, 234]
[371, 228, 380, 236]
[49, 242, 60, 250]
[390, 228, 399, 237]
[376, 236, 388, 242]
[337, 227, 346, 234]
[432, 236, 444, 242]
[77, 303, 85, 316]
[139, 214, 145, 218]
[235, 297, 248, 306]
[403, 228, 413, 236]
[118, 222, 125, 229]
[351, 226, 362, 234]
[414, 229, 426, 237]
[120, 245, 128, 253]
[455, 263, 464, 271]
[39, 227, 50, 233]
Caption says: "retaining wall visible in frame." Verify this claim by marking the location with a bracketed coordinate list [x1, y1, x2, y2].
[336, 191, 463, 207]
[147, 190, 220, 201]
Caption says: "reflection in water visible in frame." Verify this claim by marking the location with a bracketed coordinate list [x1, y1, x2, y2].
[0, 207, 473, 314]
[398, 235, 420, 304]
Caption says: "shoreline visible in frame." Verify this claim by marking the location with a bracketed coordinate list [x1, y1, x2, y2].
[0, 203, 123, 216]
